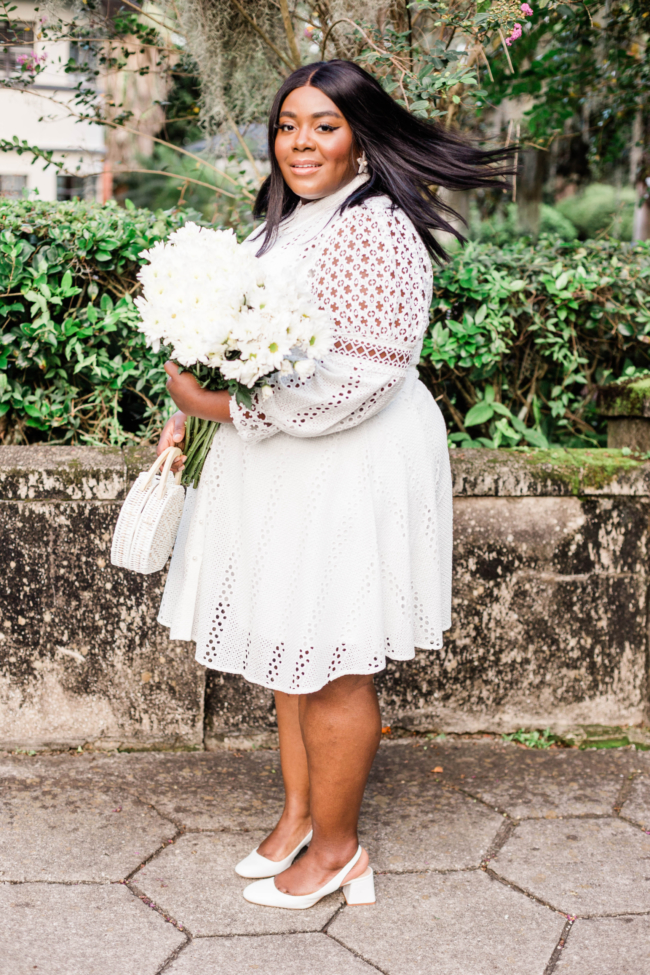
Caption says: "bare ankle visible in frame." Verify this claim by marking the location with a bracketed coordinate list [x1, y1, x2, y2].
[308, 838, 359, 871]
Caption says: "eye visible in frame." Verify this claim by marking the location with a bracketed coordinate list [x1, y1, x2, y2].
[316, 124, 337, 133]
[278, 122, 296, 132]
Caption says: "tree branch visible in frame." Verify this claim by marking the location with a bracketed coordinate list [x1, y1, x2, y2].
[278, 0, 301, 69]
[230, 0, 294, 73]
[224, 108, 264, 187]
[112, 168, 240, 199]
[0, 83, 255, 199]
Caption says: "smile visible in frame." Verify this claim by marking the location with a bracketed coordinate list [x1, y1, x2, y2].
[290, 162, 322, 171]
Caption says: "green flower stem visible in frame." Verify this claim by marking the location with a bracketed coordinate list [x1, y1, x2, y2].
[184, 423, 210, 482]
[181, 417, 220, 488]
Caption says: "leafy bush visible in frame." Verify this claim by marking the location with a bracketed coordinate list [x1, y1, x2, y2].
[470, 202, 578, 245]
[419, 237, 650, 449]
[120, 146, 259, 236]
[556, 183, 636, 241]
[2, 199, 650, 451]
[0, 198, 195, 445]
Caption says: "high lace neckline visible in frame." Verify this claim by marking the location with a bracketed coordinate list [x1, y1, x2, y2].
[292, 173, 369, 222]
[278, 173, 370, 238]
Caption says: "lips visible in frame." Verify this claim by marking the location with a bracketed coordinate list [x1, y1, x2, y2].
[290, 162, 321, 171]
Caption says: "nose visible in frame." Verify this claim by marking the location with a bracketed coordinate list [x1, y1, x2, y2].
[292, 123, 315, 152]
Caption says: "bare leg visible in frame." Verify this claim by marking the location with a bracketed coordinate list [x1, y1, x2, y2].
[275, 673, 381, 894]
[256, 690, 312, 860]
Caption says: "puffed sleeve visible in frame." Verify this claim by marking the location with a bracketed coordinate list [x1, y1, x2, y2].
[230, 203, 432, 443]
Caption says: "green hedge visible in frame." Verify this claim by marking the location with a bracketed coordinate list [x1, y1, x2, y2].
[420, 237, 650, 448]
[1, 199, 650, 448]
[0, 198, 195, 444]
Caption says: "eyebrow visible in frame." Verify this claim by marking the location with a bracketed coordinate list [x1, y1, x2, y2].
[279, 110, 343, 119]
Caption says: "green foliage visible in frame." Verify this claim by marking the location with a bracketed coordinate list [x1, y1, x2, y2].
[488, 0, 650, 175]
[470, 202, 578, 245]
[0, 198, 197, 445]
[4, 200, 650, 450]
[556, 184, 636, 242]
[419, 237, 650, 448]
[502, 728, 558, 749]
[120, 146, 258, 232]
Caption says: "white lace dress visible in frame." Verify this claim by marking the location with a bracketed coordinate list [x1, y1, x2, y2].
[158, 176, 453, 694]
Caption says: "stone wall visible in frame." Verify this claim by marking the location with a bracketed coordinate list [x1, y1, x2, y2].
[1, 446, 648, 750]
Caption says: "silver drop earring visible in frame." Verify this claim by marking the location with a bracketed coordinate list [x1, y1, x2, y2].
[357, 151, 368, 175]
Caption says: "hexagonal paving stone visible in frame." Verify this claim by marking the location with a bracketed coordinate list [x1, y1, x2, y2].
[0, 750, 286, 831]
[492, 818, 650, 915]
[0, 783, 175, 882]
[122, 751, 286, 830]
[375, 740, 639, 820]
[361, 775, 504, 872]
[554, 916, 650, 974]
[620, 772, 650, 830]
[0, 882, 184, 975]
[165, 933, 378, 974]
[330, 870, 564, 975]
[133, 832, 342, 936]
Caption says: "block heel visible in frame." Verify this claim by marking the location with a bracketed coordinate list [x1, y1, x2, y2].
[243, 846, 373, 910]
[342, 867, 375, 905]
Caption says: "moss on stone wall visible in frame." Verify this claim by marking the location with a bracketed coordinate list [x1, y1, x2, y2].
[519, 447, 645, 493]
[598, 377, 650, 418]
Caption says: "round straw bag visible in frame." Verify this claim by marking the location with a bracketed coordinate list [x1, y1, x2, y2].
[111, 446, 185, 574]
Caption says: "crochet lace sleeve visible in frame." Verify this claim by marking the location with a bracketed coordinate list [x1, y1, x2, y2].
[231, 204, 432, 443]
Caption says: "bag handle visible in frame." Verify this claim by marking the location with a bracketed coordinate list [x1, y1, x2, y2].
[142, 445, 183, 498]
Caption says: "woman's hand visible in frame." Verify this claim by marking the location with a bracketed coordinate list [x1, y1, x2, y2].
[157, 410, 187, 474]
[165, 361, 203, 415]
[164, 360, 233, 424]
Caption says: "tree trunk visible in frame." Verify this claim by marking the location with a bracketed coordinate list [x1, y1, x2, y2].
[434, 188, 471, 251]
[517, 148, 547, 238]
[631, 111, 650, 242]
[633, 183, 650, 242]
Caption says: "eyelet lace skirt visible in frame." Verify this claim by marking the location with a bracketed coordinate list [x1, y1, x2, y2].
[158, 372, 452, 694]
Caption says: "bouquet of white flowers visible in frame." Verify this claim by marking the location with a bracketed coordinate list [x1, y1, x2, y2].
[135, 223, 331, 486]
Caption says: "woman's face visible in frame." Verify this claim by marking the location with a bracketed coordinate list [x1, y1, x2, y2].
[275, 85, 358, 201]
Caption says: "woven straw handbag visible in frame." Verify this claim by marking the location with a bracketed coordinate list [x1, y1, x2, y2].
[111, 445, 185, 574]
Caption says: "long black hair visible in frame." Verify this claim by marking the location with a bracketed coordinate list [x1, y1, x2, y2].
[253, 59, 514, 262]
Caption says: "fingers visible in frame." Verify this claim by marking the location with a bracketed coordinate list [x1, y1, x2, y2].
[164, 360, 179, 378]
[172, 411, 186, 442]
[171, 455, 186, 473]
[156, 414, 176, 456]
[156, 431, 171, 456]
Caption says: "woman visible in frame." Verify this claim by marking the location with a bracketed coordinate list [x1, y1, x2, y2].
[156, 60, 511, 909]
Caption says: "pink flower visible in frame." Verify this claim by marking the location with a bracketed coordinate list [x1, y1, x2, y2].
[520, 3, 533, 15]
[304, 25, 314, 38]
[16, 50, 47, 70]
[505, 22, 523, 45]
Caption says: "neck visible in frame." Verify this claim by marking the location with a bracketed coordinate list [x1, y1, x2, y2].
[299, 173, 360, 205]
[296, 171, 369, 207]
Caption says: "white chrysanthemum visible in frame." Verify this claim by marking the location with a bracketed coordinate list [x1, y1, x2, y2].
[135, 221, 332, 388]
[294, 358, 317, 378]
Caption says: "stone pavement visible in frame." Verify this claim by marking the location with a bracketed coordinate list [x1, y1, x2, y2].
[1, 739, 649, 975]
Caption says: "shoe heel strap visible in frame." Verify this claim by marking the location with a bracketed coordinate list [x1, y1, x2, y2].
[344, 867, 373, 885]
[333, 846, 362, 889]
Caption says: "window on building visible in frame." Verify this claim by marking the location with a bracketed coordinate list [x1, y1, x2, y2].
[0, 21, 34, 76]
[0, 175, 27, 199]
[56, 175, 97, 201]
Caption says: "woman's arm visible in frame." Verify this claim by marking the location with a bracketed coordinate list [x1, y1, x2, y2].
[230, 205, 429, 444]
[156, 362, 233, 473]
[164, 361, 233, 422]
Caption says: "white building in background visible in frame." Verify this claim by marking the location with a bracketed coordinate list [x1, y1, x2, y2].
[0, 1, 105, 202]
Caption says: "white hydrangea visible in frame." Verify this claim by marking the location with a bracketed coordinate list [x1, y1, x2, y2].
[135, 223, 332, 391]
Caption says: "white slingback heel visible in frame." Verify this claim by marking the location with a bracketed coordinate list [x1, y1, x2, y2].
[235, 830, 313, 879]
[242, 845, 376, 909]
